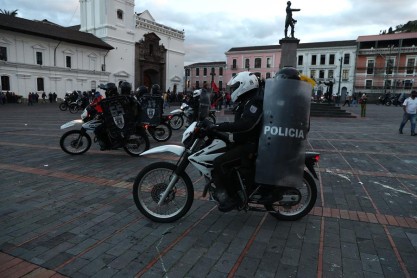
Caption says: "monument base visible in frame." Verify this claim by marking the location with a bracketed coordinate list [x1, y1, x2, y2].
[279, 38, 300, 69]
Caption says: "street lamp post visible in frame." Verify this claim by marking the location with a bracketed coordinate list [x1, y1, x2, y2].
[337, 57, 343, 98]
[210, 68, 216, 92]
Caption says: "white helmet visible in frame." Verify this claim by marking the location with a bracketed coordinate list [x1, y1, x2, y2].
[227, 71, 259, 102]
[193, 89, 202, 98]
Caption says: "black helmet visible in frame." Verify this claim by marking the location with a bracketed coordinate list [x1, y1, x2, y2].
[105, 83, 118, 97]
[151, 84, 160, 95]
[120, 81, 132, 95]
[136, 85, 148, 97]
[275, 67, 301, 80]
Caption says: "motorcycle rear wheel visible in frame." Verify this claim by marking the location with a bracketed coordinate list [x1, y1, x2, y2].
[123, 130, 150, 156]
[59, 103, 68, 111]
[264, 171, 317, 221]
[60, 130, 91, 155]
[150, 123, 172, 142]
[132, 162, 194, 223]
[69, 104, 79, 114]
[169, 115, 184, 130]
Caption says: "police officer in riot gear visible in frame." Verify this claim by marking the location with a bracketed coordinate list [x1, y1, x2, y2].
[188, 89, 202, 124]
[151, 84, 161, 96]
[208, 71, 263, 212]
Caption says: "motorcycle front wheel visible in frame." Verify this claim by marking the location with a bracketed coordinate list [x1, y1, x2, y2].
[150, 123, 172, 142]
[59, 103, 68, 111]
[132, 162, 194, 223]
[264, 171, 317, 221]
[123, 130, 150, 156]
[169, 115, 184, 130]
[60, 130, 91, 155]
[69, 104, 79, 114]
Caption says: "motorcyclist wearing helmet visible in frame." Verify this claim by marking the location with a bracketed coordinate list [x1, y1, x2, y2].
[151, 84, 161, 96]
[95, 81, 138, 150]
[119, 81, 132, 96]
[188, 89, 202, 124]
[208, 71, 263, 212]
[136, 86, 149, 99]
[89, 91, 103, 114]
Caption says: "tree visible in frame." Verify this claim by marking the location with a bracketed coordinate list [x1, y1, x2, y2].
[395, 20, 417, 32]
[0, 9, 18, 16]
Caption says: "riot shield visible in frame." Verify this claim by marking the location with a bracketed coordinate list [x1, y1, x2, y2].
[100, 96, 136, 139]
[255, 78, 311, 188]
[198, 89, 210, 120]
[140, 95, 163, 125]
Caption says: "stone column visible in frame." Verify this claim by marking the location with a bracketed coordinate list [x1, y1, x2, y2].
[278, 38, 300, 69]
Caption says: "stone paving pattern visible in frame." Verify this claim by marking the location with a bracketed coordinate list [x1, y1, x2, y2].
[0, 103, 416, 277]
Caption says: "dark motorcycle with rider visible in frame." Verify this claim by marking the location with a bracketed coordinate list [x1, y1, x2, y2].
[132, 68, 320, 222]
[60, 82, 150, 156]
[135, 85, 173, 142]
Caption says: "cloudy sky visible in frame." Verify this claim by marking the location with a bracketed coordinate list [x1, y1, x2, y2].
[2, 0, 417, 65]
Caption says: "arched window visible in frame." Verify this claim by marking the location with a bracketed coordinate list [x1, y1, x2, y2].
[117, 9, 123, 20]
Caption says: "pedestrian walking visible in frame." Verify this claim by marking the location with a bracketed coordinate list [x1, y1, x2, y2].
[351, 92, 358, 107]
[399, 90, 417, 136]
[359, 93, 367, 117]
[342, 91, 352, 107]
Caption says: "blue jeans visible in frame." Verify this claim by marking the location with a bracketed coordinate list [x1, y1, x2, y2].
[399, 113, 416, 134]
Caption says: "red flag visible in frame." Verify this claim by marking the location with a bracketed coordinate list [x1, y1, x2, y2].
[211, 81, 219, 93]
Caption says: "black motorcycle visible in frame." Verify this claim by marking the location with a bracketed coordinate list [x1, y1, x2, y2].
[69, 96, 90, 113]
[59, 93, 78, 111]
[376, 93, 392, 106]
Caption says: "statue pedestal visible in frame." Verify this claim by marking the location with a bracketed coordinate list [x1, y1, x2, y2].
[279, 38, 300, 69]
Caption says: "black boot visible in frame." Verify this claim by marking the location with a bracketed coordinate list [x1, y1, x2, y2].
[215, 188, 237, 212]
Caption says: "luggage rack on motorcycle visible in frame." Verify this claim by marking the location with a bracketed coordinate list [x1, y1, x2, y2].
[100, 96, 136, 139]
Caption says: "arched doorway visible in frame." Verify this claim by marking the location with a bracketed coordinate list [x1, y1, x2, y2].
[143, 69, 158, 89]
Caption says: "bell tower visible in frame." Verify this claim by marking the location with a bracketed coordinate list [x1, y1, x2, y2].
[79, 0, 136, 84]
[79, 0, 135, 39]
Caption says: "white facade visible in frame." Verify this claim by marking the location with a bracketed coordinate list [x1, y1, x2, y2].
[0, 30, 111, 99]
[296, 41, 357, 98]
[79, 0, 185, 92]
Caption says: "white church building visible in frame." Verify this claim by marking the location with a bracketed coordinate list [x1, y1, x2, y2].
[0, 0, 185, 99]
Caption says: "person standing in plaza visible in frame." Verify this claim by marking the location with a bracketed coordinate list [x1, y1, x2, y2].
[359, 93, 367, 117]
[399, 90, 417, 136]
[351, 92, 358, 107]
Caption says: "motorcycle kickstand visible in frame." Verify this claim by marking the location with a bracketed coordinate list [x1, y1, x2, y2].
[235, 170, 249, 211]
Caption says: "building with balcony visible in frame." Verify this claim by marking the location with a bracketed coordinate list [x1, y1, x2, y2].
[223, 40, 357, 100]
[297, 40, 357, 99]
[184, 61, 226, 92]
[355, 32, 417, 98]
[224, 45, 281, 85]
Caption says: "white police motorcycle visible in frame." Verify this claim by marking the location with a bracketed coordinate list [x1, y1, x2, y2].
[132, 77, 319, 223]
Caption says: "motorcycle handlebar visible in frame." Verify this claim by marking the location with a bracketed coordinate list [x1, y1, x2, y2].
[199, 119, 230, 143]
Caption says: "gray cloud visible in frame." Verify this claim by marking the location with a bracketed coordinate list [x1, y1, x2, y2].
[2, 0, 416, 65]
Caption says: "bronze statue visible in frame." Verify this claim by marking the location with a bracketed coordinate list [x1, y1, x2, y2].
[285, 1, 300, 38]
